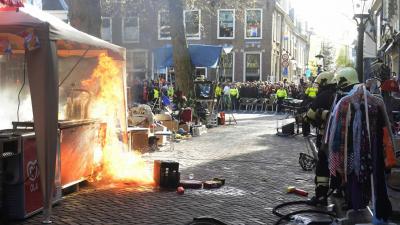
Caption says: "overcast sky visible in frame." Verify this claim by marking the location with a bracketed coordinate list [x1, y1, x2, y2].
[292, 0, 373, 45]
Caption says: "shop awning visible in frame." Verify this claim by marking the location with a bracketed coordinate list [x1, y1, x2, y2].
[0, 4, 124, 58]
[154, 44, 223, 69]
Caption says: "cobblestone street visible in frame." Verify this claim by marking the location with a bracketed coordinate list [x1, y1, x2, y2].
[10, 114, 322, 225]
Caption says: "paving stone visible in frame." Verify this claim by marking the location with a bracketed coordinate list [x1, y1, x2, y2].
[4, 114, 330, 224]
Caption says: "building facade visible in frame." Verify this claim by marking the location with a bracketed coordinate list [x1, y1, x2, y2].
[272, 0, 310, 83]
[27, 0, 69, 22]
[371, 0, 400, 78]
[99, 0, 309, 83]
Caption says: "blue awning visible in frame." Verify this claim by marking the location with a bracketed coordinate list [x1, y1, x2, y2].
[153, 44, 223, 69]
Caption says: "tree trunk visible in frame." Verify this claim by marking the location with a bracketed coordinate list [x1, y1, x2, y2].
[168, 0, 194, 97]
[66, 0, 102, 38]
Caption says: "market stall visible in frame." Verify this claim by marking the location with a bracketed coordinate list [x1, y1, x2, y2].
[152, 44, 225, 125]
[0, 3, 125, 222]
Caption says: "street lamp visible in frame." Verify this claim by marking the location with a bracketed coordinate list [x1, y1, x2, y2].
[353, 0, 373, 82]
[221, 45, 233, 82]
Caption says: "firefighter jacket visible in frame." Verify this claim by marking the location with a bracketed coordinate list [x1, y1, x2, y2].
[306, 85, 336, 128]
[276, 89, 287, 99]
[230, 88, 239, 98]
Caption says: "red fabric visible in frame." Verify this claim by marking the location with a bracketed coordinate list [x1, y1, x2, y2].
[0, 6, 17, 11]
[383, 127, 397, 169]
[381, 80, 399, 92]
[0, 0, 24, 7]
[181, 108, 192, 123]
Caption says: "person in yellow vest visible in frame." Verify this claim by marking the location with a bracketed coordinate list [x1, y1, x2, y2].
[230, 84, 239, 111]
[305, 83, 318, 101]
[153, 87, 159, 101]
[167, 85, 174, 98]
[215, 83, 222, 111]
[276, 84, 287, 113]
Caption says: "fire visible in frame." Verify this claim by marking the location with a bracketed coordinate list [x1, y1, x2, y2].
[82, 53, 154, 185]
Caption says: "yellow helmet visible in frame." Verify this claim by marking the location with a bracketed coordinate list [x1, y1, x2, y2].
[333, 67, 359, 88]
[314, 71, 335, 87]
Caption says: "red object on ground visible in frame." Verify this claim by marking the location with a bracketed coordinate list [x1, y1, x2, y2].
[177, 186, 185, 194]
[287, 186, 308, 197]
[219, 112, 225, 125]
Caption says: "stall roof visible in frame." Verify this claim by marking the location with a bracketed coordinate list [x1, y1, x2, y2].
[154, 44, 223, 69]
[0, 4, 124, 58]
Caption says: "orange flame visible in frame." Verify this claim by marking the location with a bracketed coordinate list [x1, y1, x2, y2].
[82, 53, 153, 185]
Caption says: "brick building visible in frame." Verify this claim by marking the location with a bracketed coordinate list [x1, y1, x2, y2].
[99, 0, 310, 83]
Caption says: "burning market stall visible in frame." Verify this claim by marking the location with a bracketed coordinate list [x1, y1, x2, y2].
[0, 3, 131, 222]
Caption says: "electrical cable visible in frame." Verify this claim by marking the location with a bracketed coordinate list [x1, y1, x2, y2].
[272, 189, 336, 224]
[17, 58, 26, 122]
[274, 209, 336, 225]
[58, 47, 90, 87]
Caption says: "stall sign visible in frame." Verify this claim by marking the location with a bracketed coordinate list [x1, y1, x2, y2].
[23, 138, 42, 214]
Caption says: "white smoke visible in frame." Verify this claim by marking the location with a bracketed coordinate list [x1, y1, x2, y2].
[0, 88, 33, 130]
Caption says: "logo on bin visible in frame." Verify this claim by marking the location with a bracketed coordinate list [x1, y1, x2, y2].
[27, 160, 40, 182]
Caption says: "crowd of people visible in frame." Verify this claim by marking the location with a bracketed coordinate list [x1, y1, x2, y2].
[214, 79, 318, 112]
[129, 77, 320, 113]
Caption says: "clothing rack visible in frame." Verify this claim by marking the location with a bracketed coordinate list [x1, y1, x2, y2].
[327, 84, 397, 223]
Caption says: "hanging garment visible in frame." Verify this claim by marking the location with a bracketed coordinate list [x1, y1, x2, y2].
[328, 85, 393, 222]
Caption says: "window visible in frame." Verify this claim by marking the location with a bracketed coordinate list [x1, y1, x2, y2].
[221, 52, 234, 81]
[184, 10, 201, 39]
[276, 14, 282, 43]
[272, 12, 276, 42]
[123, 17, 139, 43]
[101, 17, 112, 42]
[158, 10, 171, 40]
[127, 50, 148, 80]
[245, 9, 262, 39]
[218, 9, 235, 39]
[244, 53, 262, 81]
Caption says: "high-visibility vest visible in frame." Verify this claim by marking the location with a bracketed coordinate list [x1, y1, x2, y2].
[230, 88, 239, 97]
[305, 87, 318, 98]
[167, 87, 174, 97]
[215, 86, 222, 97]
[276, 89, 287, 98]
[153, 89, 159, 99]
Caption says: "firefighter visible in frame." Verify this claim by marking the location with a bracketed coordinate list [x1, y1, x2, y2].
[276, 84, 287, 113]
[306, 68, 359, 206]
